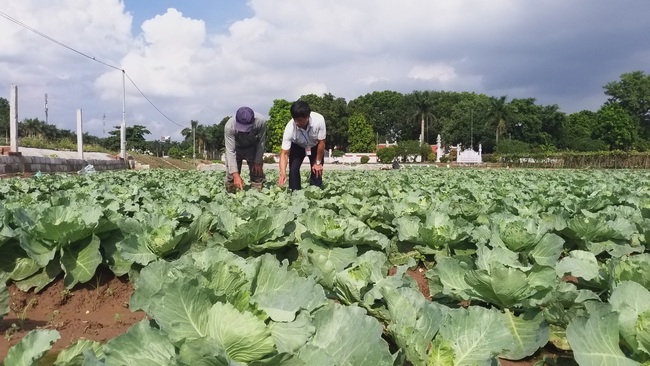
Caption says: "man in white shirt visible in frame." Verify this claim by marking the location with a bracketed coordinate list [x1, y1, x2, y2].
[277, 101, 326, 190]
[224, 106, 267, 192]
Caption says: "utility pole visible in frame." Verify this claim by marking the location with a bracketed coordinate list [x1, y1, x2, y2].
[120, 70, 126, 160]
[470, 109, 474, 149]
[9, 84, 18, 153]
[192, 121, 196, 164]
[44, 93, 48, 124]
[77, 109, 83, 160]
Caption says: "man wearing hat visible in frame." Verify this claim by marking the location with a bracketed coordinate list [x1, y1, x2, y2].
[224, 106, 267, 192]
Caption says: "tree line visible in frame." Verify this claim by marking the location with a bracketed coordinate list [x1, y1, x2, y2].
[1, 70, 649, 159]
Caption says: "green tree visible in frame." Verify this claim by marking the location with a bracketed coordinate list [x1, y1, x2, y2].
[561, 110, 604, 151]
[299, 93, 349, 150]
[407, 90, 435, 144]
[507, 98, 544, 147]
[267, 99, 292, 153]
[126, 124, 151, 142]
[539, 104, 566, 147]
[603, 71, 650, 138]
[497, 139, 531, 154]
[18, 118, 44, 138]
[348, 90, 406, 141]
[442, 94, 490, 150]
[347, 113, 375, 152]
[181, 120, 202, 158]
[565, 111, 597, 140]
[594, 104, 638, 150]
[105, 124, 151, 151]
[204, 118, 227, 159]
[487, 96, 509, 151]
[0, 98, 9, 142]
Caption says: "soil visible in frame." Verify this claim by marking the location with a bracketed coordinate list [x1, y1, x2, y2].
[0, 267, 147, 360]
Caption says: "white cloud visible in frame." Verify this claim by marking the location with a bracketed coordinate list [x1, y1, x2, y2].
[0, 0, 648, 139]
[408, 63, 457, 83]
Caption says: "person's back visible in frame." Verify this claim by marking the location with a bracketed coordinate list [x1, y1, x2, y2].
[224, 107, 267, 192]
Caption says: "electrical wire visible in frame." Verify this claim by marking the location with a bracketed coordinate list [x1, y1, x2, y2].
[0, 10, 185, 128]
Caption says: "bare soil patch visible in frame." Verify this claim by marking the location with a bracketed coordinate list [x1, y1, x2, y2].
[0, 267, 147, 360]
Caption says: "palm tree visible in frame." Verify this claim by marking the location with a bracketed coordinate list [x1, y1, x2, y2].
[190, 120, 198, 160]
[487, 96, 509, 151]
[409, 91, 435, 144]
[19, 118, 44, 138]
[195, 124, 207, 159]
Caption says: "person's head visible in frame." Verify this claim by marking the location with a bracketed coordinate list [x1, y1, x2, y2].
[290, 101, 311, 129]
[235, 106, 255, 133]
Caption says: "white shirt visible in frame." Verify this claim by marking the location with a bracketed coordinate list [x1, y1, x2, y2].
[281, 112, 326, 150]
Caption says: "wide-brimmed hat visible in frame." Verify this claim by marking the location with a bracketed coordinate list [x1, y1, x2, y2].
[235, 107, 255, 133]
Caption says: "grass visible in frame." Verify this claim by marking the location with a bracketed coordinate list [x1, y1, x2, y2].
[128, 152, 203, 170]
[20, 137, 110, 153]
[10, 137, 203, 171]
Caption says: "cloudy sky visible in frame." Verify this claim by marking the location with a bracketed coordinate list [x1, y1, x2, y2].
[1, 0, 648, 140]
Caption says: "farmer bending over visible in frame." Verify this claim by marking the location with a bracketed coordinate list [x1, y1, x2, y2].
[224, 106, 267, 192]
[277, 101, 327, 190]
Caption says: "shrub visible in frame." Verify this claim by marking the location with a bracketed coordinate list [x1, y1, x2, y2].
[360, 155, 369, 164]
[332, 149, 345, 157]
[497, 139, 531, 154]
[168, 147, 183, 159]
[427, 151, 437, 162]
[263, 155, 276, 164]
[569, 138, 610, 152]
[482, 153, 499, 163]
[395, 140, 420, 162]
[633, 140, 650, 152]
[376, 146, 396, 163]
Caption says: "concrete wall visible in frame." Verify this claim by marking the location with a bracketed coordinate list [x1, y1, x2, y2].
[0, 155, 127, 175]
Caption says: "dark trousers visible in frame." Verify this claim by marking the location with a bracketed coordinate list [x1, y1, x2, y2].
[225, 154, 266, 193]
[289, 143, 322, 190]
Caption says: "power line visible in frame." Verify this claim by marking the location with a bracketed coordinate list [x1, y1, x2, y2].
[124, 73, 184, 127]
[0, 10, 184, 128]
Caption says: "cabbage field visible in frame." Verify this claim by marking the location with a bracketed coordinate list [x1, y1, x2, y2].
[2, 168, 650, 365]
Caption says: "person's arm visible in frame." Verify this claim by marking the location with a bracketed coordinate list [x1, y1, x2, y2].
[278, 122, 292, 186]
[315, 139, 325, 164]
[224, 122, 244, 189]
[312, 116, 327, 177]
[278, 149, 289, 186]
[311, 139, 325, 177]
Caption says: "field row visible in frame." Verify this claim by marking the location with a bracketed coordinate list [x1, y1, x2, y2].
[1, 168, 650, 365]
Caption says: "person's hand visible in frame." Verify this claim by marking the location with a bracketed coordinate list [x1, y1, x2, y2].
[277, 173, 287, 187]
[251, 163, 263, 176]
[312, 163, 323, 178]
[233, 173, 244, 190]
